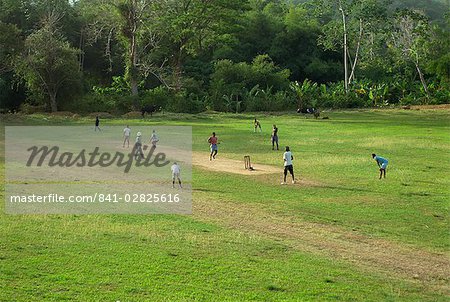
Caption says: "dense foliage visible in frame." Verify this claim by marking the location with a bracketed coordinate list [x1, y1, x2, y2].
[0, 0, 448, 113]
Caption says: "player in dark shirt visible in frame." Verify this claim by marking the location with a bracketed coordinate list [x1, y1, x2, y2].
[271, 125, 279, 150]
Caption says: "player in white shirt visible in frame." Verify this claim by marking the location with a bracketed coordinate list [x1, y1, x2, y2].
[134, 131, 144, 159]
[149, 129, 159, 148]
[282, 146, 295, 184]
[171, 162, 182, 188]
[123, 125, 131, 148]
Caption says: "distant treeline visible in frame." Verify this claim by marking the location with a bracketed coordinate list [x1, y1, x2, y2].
[0, 0, 449, 114]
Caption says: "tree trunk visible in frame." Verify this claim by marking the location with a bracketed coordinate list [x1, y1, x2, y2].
[50, 92, 58, 112]
[339, 2, 349, 94]
[348, 18, 363, 84]
[127, 0, 139, 109]
[174, 61, 182, 92]
[130, 34, 139, 97]
[130, 75, 139, 95]
[415, 62, 429, 100]
[78, 28, 84, 72]
[173, 44, 184, 92]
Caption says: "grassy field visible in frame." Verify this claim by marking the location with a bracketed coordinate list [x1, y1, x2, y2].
[1, 109, 449, 301]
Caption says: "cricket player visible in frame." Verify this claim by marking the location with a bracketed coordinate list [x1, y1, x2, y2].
[208, 132, 218, 161]
[171, 162, 182, 188]
[254, 119, 262, 132]
[150, 129, 159, 148]
[282, 146, 295, 184]
[271, 125, 279, 150]
[94, 116, 101, 131]
[123, 125, 131, 147]
[134, 132, 144, 160]
[372, 153, 388, 179]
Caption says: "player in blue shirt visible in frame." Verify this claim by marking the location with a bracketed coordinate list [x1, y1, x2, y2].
[372, 153, 388, 179]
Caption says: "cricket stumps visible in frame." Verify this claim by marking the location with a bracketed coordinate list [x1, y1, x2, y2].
[244, 155, 251, 170]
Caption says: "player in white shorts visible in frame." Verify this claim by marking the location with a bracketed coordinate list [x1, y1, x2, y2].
[150, 129, 159, 148]
[123, 125, 131, 147]
[171, 162, 182, 188]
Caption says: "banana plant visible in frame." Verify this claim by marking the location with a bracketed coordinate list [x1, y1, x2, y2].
[222, 94, 234, 112]
[290, 79, 318, 110]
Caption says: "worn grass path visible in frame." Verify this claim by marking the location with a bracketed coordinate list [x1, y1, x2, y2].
[192, 167, 449, 294]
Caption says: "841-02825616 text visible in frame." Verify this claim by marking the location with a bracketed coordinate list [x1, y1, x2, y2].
[99, 193, 181, 203]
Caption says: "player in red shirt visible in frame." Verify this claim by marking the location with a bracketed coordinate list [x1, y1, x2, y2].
[208, 132, 218, 160]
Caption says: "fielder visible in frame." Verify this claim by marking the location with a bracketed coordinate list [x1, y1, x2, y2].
[171, 162, 182, 188]
[372, 153, 388, 179]
[94, 116, 101, 131]
[123, 125, 131, 148]
[208, 132, 218, 160]
[282, 146, 295, 184]
[271, 125, 279, 150]
[254, 119, 262, 132]
[134, 132, 144, 160]
[150, 129, 159, 148]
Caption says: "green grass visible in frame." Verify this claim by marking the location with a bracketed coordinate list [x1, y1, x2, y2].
[1, 214, 441, 301]
[1, 109, 449, 301]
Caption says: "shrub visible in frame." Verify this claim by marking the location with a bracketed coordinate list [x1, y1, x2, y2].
[88, 112, 114, 118]
[19, 103, 46, 114]
[63, 93, 135, 115]
[64, 93, 115, 114]
[210, 55, 291, 111]
[50, 111, 79, 118]
[166, 92, 205, 113]
[140, 86, 172, 109]
[122, 111, 143, 118]
[290, 79, 320, 109]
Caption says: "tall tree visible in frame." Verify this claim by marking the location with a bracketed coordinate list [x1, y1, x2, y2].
[80, 0, 161, 106]
[14, 11, 81, 112]
[316, 0, 391, 91]
[390, 9, 432, 99]
[153, 0, 246, 91]
[0, 22, 22, 73]
[270, 4, 341, 83]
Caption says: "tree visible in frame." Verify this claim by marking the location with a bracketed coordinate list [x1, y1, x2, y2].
[427, 14, 450, 85]
[14, 11, 81, 112]
[316, 0, 391, 91]
[271, 5, 341, 83]
[79, 0, 160, 105]
[210, 54, 290, 111]
[0, 22, 22, 73]
[390, 9, 432, 99]
[152, 0, 246, 91]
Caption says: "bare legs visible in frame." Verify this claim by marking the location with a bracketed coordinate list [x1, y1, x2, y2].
[210, 150, 217, 160]
[283, 166, 295, 184]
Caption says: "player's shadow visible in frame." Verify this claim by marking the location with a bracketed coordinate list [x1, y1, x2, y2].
[319, 185, 382, 194]
[193, 188, 226, 193]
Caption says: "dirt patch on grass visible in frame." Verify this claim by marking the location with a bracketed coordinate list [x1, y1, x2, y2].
[410, 104, 450, 110]
[192, 152, 280, 175]
[256, 173, 323, 187]
[193, 198, 449, 294]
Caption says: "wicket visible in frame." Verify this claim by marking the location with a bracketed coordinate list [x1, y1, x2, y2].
[244, 155, 251, 169]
